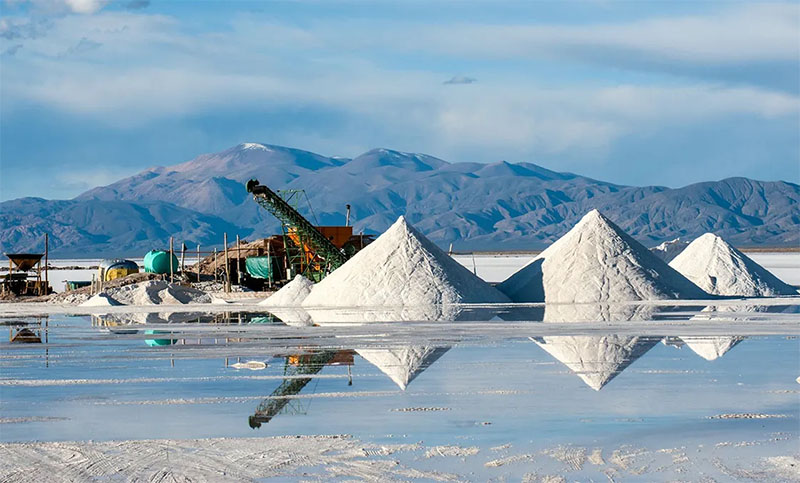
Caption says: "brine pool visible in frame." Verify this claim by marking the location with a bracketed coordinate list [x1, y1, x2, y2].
[1, 305, 799, 481]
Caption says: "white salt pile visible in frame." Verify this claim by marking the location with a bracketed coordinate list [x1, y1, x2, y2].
[303, 216, 509, 309]
[260, 275, 315, 326]
[356, 346, 449, 390]
[532, 336, 659, 390]
[498, 210, 708, 303]
[669, 233, 797, 297]
[79, 293, 122, 307]
[105, 281, 211, 305]
[260, 275, 314, 306]
[650, 238, 689, 262]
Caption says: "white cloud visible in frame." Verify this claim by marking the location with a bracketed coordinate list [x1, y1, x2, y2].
[1, 5, 798, 165]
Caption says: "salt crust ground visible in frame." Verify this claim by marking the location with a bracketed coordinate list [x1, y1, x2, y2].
[0, 436, 796, 482]
[498, 210, 708, 303]
[670, 233, 798, 297]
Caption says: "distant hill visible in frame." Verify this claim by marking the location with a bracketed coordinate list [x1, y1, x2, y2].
[2, 142, 798, 256]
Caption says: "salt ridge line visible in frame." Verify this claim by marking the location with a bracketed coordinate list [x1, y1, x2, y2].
[498, 210, 709, 303]
[670, 233, 797, 297]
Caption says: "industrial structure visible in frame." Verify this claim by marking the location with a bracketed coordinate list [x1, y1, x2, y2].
[2, 253, 51, 297]
[243, 179, 373, 285]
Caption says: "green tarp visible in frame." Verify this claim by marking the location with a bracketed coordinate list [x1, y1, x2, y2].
[245, 256, 275, 280]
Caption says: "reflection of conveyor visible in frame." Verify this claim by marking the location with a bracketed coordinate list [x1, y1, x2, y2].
[249, 350, 353, 428]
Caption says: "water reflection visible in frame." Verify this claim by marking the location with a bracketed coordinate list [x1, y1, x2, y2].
[80, 302, 790, 425]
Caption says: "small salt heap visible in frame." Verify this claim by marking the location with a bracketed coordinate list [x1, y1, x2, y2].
[681, 336, 744, 361]
[106, 280, 211, 305]
[357, 346, 449, 390]
[260, 275, 315, 326]
[669, 233, 797, 297]
[650, 238, 689, 262]
[79, 293, 122, 307]
[260, 275, 314, 306]
[303, 216, 509, 311]
[498, 210, 707, 303]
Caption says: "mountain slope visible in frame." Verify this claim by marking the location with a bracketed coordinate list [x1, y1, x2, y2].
[0, 197, 247, 257]
[2, 142, 797, 256]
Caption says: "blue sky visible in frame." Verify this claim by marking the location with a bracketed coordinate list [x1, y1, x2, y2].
[1, 0, 798, 201]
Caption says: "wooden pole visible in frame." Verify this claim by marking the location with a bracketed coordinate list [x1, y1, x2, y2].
[236, 234, 242, 285]
[223, 233, 230, 293]
[213, 248, 218, 282]
[266, 239, 272, 289]
[169, 237, 174, 284]
[197, 245, 201, 283]
[44, 233, 49, 295]
[180, 243, 187, 280]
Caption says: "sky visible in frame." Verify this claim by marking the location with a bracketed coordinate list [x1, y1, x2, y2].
[1, 0, 798, 201]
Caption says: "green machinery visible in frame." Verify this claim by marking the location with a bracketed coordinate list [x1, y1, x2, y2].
[249, 350, 339, 428]
[246, 179, 348, 281]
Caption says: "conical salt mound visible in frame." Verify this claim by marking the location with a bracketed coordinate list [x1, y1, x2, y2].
[303, 216, 510, 308]
[669, 233, 797, 297]
[80, 293, 122, 307]
[532, 336, 659, 390]
[356, 346, 449, 390]
[498, 210, 708, 303]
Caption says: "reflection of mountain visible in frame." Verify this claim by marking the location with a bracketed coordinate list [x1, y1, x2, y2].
[533, 336, 659, 390]
[357, 346, 449, 390]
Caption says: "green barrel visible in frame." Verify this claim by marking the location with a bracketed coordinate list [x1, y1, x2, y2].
[143, 250, 179, 274]
[144, 329, 176, 347]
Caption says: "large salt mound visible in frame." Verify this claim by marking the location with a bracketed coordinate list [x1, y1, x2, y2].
[260, 275, 315, 326]
[356, 346, 449, 390]
[669, 233, 797, 297]
[532, 336, 659, 390]
[106, 281, 211, 305]
[303, 216, 509, 309]
[498, 210, 708, 303]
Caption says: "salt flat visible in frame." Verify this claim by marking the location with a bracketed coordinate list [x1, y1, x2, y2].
[1, 252, 798, 481]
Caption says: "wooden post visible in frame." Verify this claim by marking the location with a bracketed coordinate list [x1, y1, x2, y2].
[44, 233, 49, 295]
[235, 234, 242, 285]
[213, 248, 218, 283]
[223, 233, 230, 293]
[266, 238, 272, 289]
[196, 245, 201, 283]
[180, 243, 187, 279]
[169, 237, 174, 284]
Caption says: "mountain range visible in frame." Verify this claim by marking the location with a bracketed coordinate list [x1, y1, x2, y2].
[2, 142, 798, 257]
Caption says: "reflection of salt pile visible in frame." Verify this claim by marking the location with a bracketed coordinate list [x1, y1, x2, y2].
[105, 281, 211, 305]
[259, 275, 314, 326]
[533, 301, 659, 390]
[533, 336, 659, 390]
[650, 238, 689, 262]
[681, 336, 743, 361]
[499, 210, 707, 303]
[357, 346, 448, 390]
[303, 216, 509, 322]
[79, 293, 122, 307]
[669, 233, 797, 297]
[678, 305, 763, 361]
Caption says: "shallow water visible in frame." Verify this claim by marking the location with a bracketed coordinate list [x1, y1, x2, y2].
[1, 305, 798, 480]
